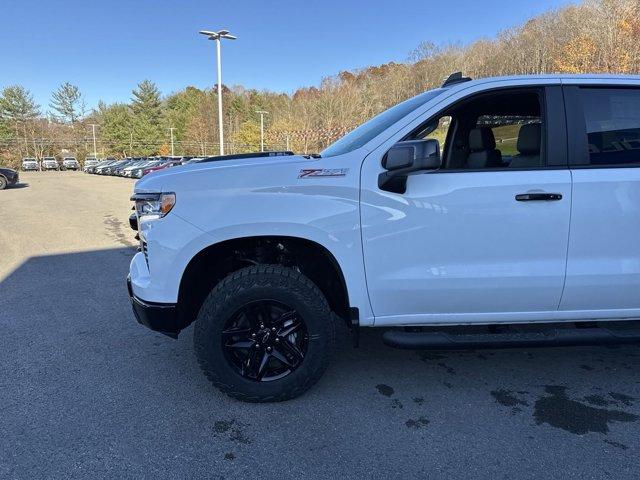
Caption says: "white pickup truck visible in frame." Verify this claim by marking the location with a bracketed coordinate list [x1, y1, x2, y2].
[128, 73, 640, 402]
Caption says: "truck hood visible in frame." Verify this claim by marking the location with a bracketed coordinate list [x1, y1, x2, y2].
[134, 153, 312, 192]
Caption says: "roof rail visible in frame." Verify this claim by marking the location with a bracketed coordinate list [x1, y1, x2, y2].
[442, 72, 472, 88]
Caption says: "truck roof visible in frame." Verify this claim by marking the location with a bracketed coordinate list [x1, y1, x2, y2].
[444, 73, 640, 92]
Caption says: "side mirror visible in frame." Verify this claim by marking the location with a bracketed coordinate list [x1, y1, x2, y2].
[378, 139, 441, 193]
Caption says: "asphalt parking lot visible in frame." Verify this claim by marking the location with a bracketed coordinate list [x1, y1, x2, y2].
[1, 171, 640, 479]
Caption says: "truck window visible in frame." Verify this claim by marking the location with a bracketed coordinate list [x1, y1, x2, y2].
[410, 89, 545, 170]
[579, 88, 640, 166]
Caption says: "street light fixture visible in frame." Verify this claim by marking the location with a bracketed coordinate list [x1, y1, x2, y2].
[255, 110, 268, 152]
[199, 29, 237, 156]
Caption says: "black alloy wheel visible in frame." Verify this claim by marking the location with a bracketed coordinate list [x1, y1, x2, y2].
[194, 265, 335, 402]
[222, 300, 308, 382]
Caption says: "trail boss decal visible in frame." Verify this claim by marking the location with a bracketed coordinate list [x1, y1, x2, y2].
[298, 168, 349, 178]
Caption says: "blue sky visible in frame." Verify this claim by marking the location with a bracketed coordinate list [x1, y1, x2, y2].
[1, 0, 573, 113]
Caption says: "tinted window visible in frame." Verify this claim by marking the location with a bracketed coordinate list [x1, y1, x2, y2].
[581, 88, 640, 166]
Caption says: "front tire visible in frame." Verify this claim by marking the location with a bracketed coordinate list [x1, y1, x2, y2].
[194, 265, 335, 402]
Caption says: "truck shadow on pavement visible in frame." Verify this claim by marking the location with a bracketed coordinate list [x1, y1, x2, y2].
[2, 247, 640, 477]
[6, 182, 29, 189]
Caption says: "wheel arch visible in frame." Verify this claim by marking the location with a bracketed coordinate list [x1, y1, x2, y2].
[176, 235, 351, 331]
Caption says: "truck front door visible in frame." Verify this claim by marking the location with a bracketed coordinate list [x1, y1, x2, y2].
[360, 86, 572, 325]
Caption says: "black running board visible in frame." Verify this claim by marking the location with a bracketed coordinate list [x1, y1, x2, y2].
[382, 327, 640, 350]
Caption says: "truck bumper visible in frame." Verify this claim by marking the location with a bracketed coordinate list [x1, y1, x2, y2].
[127, 275, 180, 338]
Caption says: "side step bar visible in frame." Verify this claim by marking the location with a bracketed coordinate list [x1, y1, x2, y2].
[382, 326, 640, 350]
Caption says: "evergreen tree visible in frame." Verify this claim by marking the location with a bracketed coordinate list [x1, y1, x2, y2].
[0, 85, 40, 124]
[97, 101, 133, 156]
[50, 82, 85, 124]
[0, 86, 40, 157]
[131, 80, 163, 155]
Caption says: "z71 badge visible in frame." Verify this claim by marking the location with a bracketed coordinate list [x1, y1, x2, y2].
[298, 168, 349, 178]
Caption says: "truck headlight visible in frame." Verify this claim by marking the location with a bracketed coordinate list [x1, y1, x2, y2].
[131, 192, 176, 219]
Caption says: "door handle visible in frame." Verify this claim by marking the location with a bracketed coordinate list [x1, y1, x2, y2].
[515, 193, 562, 201]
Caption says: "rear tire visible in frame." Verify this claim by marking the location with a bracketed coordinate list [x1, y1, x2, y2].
[0, 176, 7, 190]
[194, 265, 335, 402]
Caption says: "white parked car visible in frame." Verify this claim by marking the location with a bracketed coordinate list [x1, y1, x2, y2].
[123, 160, 153, 178]
[83, 157, 99, 172]
[41, 157, 59, 171]
[62, 157, 80, 171]
[21, 157, 39, 171]
[128, 73, 640, 402]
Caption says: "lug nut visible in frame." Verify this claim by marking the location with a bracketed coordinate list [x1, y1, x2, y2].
[255, 343, 260, 348]
[266, 346, 272, 352]
[271, 327, 276, 332]
[251, 333, 256, 338]
[275, 338, 280, 343]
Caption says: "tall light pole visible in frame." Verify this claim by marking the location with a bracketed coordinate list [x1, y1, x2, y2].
[255, 110, 268, 152]
[169, 127, 176, 156]
[199, 29, 236, 156]
[89, 124, 98, 158]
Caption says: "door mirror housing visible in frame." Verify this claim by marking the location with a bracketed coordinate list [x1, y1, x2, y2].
[379, 139, 441, 193]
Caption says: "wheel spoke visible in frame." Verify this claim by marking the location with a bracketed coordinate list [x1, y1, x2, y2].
[277, 338, 305, 366]
[221, 327, 252, 340]
[257, 302, 274, 325]
[278, 315, 302, 337]
[242, 346, 261, 377]
[256, 352, 271, 380]
[270, 348, 294, 368]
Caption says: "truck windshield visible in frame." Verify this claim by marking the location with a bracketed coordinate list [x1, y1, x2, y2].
[320, 88, 446, 157]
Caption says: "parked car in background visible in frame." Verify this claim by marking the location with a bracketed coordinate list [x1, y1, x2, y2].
[62, 157, 80, 171]
[113, 158, 139, 176]
[142, 159, 183, 176]
[94, 159, 119, 175]
[130, 160, 162, 179]
[0, 167, 19, 190]
[21, 157, 39, 171]
[83, 157, 99, 173]
[103, 159, 131, 176]
[41, 157, 59, 171]
[122, 159, 151, 177]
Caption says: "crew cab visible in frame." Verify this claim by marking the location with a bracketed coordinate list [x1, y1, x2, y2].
[41, 157, 59, 171]
[0, 167, 19, 189]
[128, 73, 640, 402]
[61, 157, 80, 170]
[21, 158, 39, 171]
